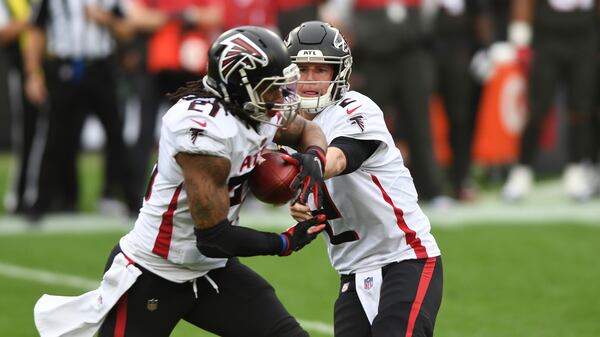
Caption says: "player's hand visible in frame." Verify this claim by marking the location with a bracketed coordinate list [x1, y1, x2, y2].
[25, 73, 47, 105]
[289, 201, 313, 222]
[279, 214, 326, 256]
[282, 146, 326, 208]
[85, 5, 113, 26]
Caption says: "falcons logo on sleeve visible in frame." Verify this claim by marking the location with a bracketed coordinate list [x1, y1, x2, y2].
[189, 128, 205, 144]
[349, 115, 365, 132]
[219, 34, 269, 82]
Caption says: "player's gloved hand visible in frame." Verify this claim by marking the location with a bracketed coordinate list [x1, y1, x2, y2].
[279, 214, 327, 256]
[282, 146, 326, 208]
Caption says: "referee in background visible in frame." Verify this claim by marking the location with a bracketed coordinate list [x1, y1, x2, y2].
[0, 0, 38, 215]
[23, 0, 137, 219]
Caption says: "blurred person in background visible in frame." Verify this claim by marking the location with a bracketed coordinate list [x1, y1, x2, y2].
[23, 0, 138, 219]
[489, 0, 510, 41]
[502, 0, 599, 202]
[35, 26, 328, 337]
[285, 21, 443, 337]
[323, 0, 450, 206]
[124, 0, 288, 205]
[431, 0, 495, 201]
[594, 105, 600, 194]
[596, 67, 600, 189]
[123, 0, 223, 207]
[276, 0, 322, 37]
[0, 0, 39, 215]
[222, 0, 278, 32]
[593, 27, 600, 196]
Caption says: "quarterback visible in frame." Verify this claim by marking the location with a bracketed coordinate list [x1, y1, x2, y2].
[34, 26, 327, 337]
[286, 21, 444, 337]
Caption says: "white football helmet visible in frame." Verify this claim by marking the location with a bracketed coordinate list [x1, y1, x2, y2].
[285, 21, 352, 114]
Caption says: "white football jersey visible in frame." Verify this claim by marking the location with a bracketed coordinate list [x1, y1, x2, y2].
[309, 91, 441, 274]
[120, 97, 277, 283]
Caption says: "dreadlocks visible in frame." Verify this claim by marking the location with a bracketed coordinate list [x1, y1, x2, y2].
[166, 79, 260, 129]
[167, 79, 212, 103]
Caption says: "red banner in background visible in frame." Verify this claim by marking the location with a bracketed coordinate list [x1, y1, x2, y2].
[472, 62, 527, 165]
[430, 95, 452, 167]
[430, 62, 560, 168]
[147, 20, 209, 75]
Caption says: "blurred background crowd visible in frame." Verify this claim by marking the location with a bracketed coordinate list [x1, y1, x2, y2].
[1, 0, 599, 221]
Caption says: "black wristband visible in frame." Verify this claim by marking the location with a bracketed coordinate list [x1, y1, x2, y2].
[194, 219, 284, 258]
[306, 145, 327, 168]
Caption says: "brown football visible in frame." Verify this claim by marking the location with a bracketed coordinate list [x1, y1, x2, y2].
[248, 151, 299, 204]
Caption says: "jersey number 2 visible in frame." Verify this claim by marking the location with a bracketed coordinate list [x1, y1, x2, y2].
[314, 185, 359, 245]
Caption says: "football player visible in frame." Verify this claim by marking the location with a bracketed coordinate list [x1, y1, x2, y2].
[35, 26, 328, 337]
[285, 21, 443, 337]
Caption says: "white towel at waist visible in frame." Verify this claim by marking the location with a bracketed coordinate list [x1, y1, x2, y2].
[355, 268, 383, 325]
[34, 252, 142, 337]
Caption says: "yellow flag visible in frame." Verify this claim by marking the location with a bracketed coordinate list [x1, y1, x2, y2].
[6, 0, 31, 52]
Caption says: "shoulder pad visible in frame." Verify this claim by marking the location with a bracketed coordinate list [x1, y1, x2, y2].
[162, 98, 238, 139]
[329, 91, 381, 118]
[322, 91, 389, 138]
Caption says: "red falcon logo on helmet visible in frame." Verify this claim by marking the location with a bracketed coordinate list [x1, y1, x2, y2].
[219, 33, 269, 82]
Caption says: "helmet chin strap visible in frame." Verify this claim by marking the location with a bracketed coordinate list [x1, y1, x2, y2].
[300, 83, 334, 114]
[300, 103, 326, 115]
[202, 76, 224, 99]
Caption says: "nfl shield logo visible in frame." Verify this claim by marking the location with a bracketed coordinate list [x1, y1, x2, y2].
[147, 299, 158, 312]
[364, 277, 373, 290]
[341, 282, 349, 293]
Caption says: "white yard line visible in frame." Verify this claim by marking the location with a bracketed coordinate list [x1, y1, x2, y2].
[0, 214, 132, 234]
[297, 320, 335, 335]
[0, 178, 598, 235]
[0, 261, 334, 336]
[1, 179, 598, 234]
[2, 201, 597, 236]
[0, 261, 99, 290]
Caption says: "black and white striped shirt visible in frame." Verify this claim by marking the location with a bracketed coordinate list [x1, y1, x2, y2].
[31, 0, 123, 59]
[0, 2, 10, 27]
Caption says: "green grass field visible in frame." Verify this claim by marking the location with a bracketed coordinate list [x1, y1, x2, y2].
[1, 225, 600, 337]
[1, 153, 600, 336]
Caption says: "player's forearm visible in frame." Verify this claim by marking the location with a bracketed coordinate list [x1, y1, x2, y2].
[186, 176, 230, 229]
[297, 119, 327, 153]
[194, 220, 284, 258]
[509, 0, 534, 47]
[23, 27, 45, 76]
[274, 117, 327, 152]
[183, 5, 223, 31]
[324, 147, 347, 179]
[176, 152, 231, 228]
[512, 0, 534, 23]
[474, 13, 494, 47]
[186, 172, 284, 257]
[109, 18, 136, 42]
[0, 20, 27, 45]
[125, 1, 168, 32]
